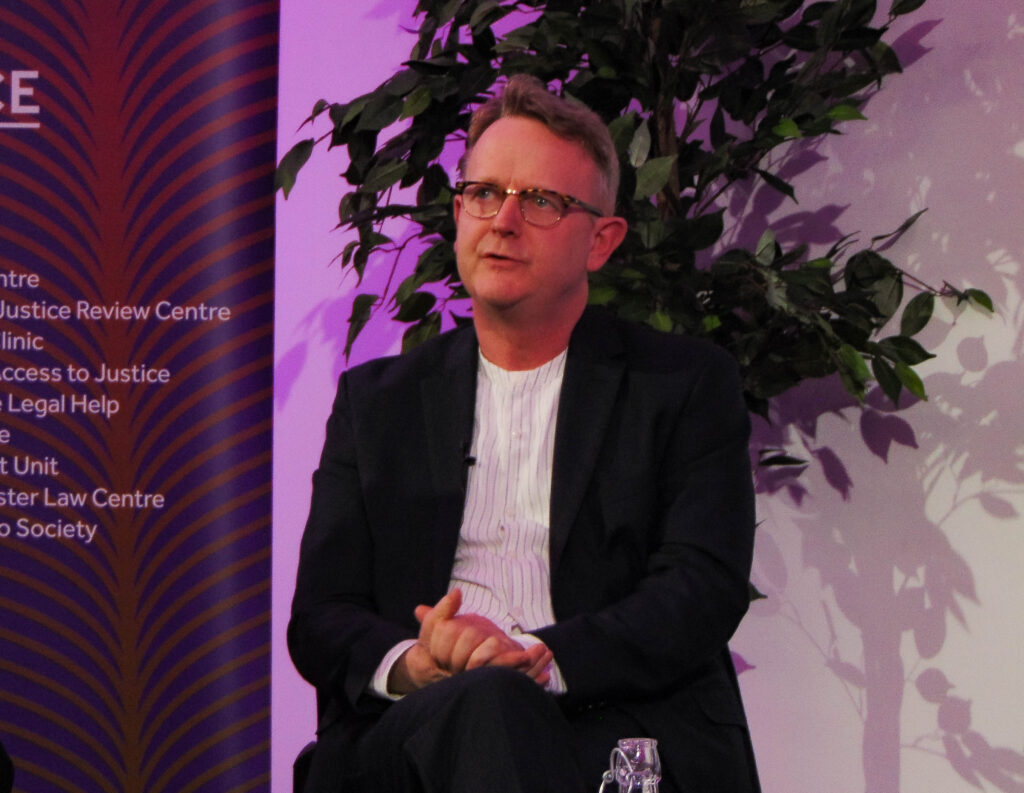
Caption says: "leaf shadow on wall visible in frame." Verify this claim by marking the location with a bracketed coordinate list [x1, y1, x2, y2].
[745, 263, 1023, 792]
[731, 8, 1024, 784]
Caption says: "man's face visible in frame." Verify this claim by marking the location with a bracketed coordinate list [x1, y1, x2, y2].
[454, 116, 623, 325]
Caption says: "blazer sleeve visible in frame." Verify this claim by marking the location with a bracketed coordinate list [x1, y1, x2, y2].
[287, 371, 415, 709]
[534, 343, 755, 704]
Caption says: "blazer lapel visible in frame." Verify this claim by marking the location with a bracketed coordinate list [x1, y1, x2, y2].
[419, 327, 478, 588]
[549, 310, 625, 574]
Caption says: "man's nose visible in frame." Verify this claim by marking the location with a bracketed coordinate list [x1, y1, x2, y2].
[489, 192, 523, 235]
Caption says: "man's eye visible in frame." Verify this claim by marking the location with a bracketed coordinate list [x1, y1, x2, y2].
[472, 185, 497, 200]
[526, 192, 557, 210]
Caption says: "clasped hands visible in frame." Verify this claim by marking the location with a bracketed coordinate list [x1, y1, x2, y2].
[387, 588, 553, 695]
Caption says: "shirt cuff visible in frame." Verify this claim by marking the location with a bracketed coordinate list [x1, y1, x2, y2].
[518, 632, 567, 694]
[369, 639, 418, 700]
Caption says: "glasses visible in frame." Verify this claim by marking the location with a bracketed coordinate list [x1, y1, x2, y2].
[455, 181, 605, 227]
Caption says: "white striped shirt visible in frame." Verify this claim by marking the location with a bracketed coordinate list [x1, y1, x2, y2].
[371, 349, 568, 697]
[450, 350, 565, 648]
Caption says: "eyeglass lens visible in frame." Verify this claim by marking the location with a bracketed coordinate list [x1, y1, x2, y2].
[462, 184, 566, 226]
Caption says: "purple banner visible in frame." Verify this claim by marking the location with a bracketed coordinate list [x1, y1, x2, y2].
[0, 2, 277, 791]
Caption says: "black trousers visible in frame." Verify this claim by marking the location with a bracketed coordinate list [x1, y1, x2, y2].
[355, 667, 656, 793]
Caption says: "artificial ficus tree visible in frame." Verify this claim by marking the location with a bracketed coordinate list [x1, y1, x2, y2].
[277, 0, 991, 421]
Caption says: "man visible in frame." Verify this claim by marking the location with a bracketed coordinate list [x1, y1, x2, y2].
[290, 74, 760, 793]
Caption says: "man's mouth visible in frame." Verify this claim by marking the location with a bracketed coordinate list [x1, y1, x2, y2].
[482, 251, 520, 263]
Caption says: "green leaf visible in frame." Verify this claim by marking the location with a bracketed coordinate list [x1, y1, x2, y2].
[772, 118, 802, 139]
[627, 121, 652, 168]
[837, 344, 871, 398]
[891, 0, 927, 16]
[340, 239, 359, 267]
[352, 228, 391, 281]
[648, 310, 673, 332]
[588, 285, 617, 306]
[468, 0, 501, 31]
[637, 219, 666, 249]
[871, 357, 903, 405]
[867, 40, 903, 76]
[401, 311, 442, 352]
[339, 94, 371, 127]
[383, 69, 419, 97]
[964, 288, 994, 312]
[755, 229, 776, 266]
[356, 93, 403, 132]
[739, 0, 787, 25]
[900, 292, 934, 336]
[607, 112, 638, 153]
[827, 104, 867, 121]
[845, 250, 902, 318]
[702, 314, 722, 332]
[633, 156, 677, 199]
[895, 361, 927, 401]
[754, 168, 797, 203]
[401, 84, 432, 118]
[395, 291, 437, 322]
[345, 293, 379, 357]
[431, 0, 460, 27]
[275, 138, 314, 197]
[670, 210, 725, 252]
[361, 159, 409, 193]
[303, 98, 330, 126]
[878, 335, 936, 365]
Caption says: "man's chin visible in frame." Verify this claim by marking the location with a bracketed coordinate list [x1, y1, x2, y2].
[473, 295, 524, 315]
[467, 281, 528, 313]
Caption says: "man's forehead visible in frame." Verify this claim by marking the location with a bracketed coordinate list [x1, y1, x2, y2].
[463, 117, 598, 186]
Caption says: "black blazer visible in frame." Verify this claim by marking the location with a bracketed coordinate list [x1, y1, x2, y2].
[289, 307, 760, 792]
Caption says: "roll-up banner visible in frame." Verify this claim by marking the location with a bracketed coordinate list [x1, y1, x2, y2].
[0, 2, 278, 791]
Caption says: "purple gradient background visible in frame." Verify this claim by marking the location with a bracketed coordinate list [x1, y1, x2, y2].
[273, 3, 1024, 792]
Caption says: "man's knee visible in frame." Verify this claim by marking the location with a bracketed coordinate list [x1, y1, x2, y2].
[442, 666, 549, 710]
[364, 667, 553, 751]
[358, 667, 580, 792]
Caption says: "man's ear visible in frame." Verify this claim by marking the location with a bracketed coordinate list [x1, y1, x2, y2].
[585, 216, 628, 273]
[453, 194, 463, 224]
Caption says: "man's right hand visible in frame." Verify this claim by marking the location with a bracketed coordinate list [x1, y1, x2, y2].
[387, 590, 553, 695]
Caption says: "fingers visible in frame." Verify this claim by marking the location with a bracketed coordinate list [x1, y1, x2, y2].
[484, 642, 553, 686]
[481, 643, 552, 680]
[432, 614, 512, 672]
[434, 588, 462, 620]
[415, 588, 462, 646]
[464, 634, 522, 671]
[521, 644, 554, 683]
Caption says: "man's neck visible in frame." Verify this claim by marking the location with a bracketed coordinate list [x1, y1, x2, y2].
[472, 304, 582, 371]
